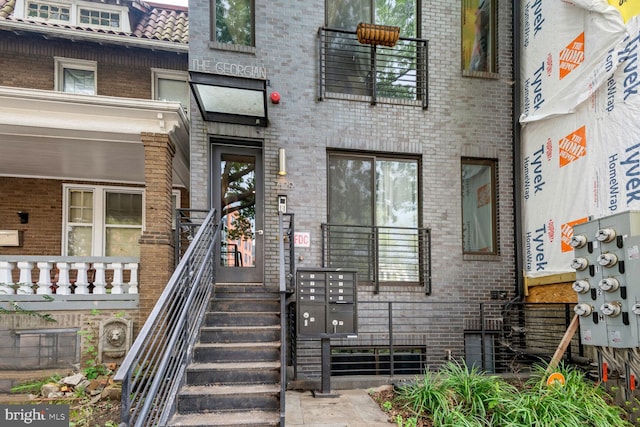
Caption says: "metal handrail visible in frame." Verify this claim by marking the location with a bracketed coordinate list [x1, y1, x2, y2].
[278, 212, 295, 426]
[115, 208, 220, 427]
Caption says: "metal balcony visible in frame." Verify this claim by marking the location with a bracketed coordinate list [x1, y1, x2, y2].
[321, 223, 431, 294]
[318, 27, 429, 108]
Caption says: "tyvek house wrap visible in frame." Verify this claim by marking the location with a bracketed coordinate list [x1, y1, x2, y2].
[521, 0, 640, 277]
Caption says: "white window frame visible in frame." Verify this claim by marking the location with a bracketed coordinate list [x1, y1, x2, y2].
[78, 6, 121, 30]
[62, 184, 145, 257]
[24, 0, 71, 23]
[152, 69, 189, 113]
[54, 57, 97, 94]
[171, 189, 181, 230]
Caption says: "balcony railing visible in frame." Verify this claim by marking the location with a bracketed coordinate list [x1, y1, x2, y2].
[0, 257, 139, 310]
[318, 27, 429, 108]
[292, 302, 588, 378]
[321, 223, 431, 294]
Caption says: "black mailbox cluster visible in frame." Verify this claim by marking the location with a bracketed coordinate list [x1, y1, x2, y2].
[296, 268, 358, 338]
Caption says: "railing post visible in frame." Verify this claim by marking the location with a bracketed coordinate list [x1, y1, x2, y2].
[480, 303, 486, 371]
[388, 301, 394, 376]
[127, 263, 139, 294]
[0, 261, 15, 294]
[110, 263, 124, 294]
[371, 45, 377, 105]
[93, 263, 107, 294]
[373, 227, 379, 294]
[17, 262, 34, 294]
[56, 262, 71, 295]
[36, 262, 52, 295]
[73, 262, 89, 294]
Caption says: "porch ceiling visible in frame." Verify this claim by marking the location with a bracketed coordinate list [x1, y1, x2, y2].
[0, 86, 190, 187]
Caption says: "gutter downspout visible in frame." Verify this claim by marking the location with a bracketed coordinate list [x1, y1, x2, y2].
[513, 0, 524, 300]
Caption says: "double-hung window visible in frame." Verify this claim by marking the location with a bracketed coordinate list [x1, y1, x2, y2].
[152, 69, 189, 113]
[212, 0, 254, 46]
[54, 57, 97, 95]
[64, 185, 144, 257]
[461, 158, 498, 254]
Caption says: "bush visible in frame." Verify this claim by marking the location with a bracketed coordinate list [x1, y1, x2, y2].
[394, 361, 631, 427]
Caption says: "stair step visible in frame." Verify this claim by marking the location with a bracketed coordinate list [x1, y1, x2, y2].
[168, 410, 280, 427]
[186, 362, 280, 386]
[193, 342, 280, 363]
[205, 312, 279, 327]
[209, 300, 280, 312]
[199, 325, 280, 343]
[176, 384, 280, 413]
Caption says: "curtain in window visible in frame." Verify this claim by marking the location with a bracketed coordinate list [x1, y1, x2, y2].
[63, 69, 95, 95]
[462, 164, 494, 252]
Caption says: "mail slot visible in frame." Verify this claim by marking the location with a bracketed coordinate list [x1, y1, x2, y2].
[296, 268, 358, 338]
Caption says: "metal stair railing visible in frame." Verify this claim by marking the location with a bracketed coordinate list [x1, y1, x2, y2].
[114, 208, 220, 427]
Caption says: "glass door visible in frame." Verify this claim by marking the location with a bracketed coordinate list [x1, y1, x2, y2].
[212, 144, 263, 283]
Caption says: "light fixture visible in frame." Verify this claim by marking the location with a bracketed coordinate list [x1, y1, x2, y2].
[17, 211, 28, 224]
[189, 71, 268, 127]
[278, 148, 287, 176]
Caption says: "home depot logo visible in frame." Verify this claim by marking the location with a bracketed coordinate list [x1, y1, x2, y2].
[559, 125, 586, 167]
[561, 217, 589, 253]
[559, 32, 584, 80]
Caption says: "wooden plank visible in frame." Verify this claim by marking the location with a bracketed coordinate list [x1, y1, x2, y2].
[524, 272, 576, 287]
[546, 314, 580, 373]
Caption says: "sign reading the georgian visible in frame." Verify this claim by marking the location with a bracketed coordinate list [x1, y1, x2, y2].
[191, 58, 267, 80]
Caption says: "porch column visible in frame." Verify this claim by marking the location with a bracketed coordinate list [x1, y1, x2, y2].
[138, 132, 176, 326]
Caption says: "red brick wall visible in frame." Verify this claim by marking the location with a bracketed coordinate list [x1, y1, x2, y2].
[0, 31, 187, 99]
[0, 178, 63, 255]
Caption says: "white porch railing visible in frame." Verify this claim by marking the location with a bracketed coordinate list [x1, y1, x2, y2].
[0, 256, 139, 296]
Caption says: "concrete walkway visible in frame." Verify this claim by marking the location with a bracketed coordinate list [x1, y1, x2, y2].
[285, 389, 392, 426]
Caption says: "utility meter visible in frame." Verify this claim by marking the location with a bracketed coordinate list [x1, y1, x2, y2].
[570, 257, 589, 271]
[599, 278, 620, 292]
[572, 280, 591, 294]
[570, 234, 588, 249]
[601, 302, 622, 317]
[597, 253, 618, 267]
[596, 228, 617, 243]
[574, 303, 593, 317]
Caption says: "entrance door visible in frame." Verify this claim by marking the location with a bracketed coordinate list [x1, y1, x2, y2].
[212, 144, 263, 283]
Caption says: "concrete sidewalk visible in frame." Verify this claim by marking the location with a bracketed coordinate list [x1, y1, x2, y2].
[285, 388, 392, 426]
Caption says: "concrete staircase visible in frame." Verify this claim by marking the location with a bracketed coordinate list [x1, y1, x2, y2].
[167, 284, 282, 427]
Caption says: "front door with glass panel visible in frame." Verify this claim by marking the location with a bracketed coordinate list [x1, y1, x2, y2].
[212, 144, 264, 283]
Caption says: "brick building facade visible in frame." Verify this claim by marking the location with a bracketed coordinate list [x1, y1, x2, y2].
[0, 0, 189, 385]
[188, 0, 516, 377]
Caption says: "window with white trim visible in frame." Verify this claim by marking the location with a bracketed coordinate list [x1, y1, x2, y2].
[54, 57, 97, 95]
[63, 185, 144, 257]
[152, 69, 189, 113]
[79, 7, 120, 29]
[26, 1, 70, 22]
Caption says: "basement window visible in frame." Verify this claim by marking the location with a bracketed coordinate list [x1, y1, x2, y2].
[14, 329, 80, 369]
[331, 346, 426, 376]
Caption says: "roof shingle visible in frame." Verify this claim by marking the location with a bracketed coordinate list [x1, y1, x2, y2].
[0, 0, 188, 44]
